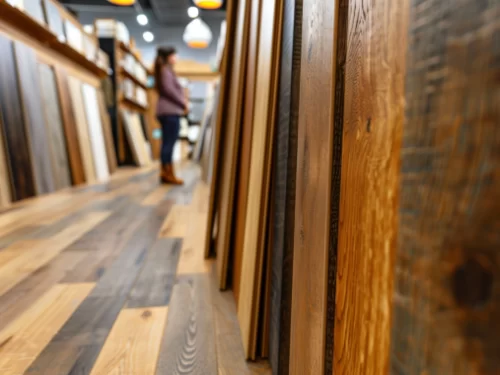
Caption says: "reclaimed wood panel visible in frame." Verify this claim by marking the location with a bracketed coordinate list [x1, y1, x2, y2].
[333, 0, 408, 373]
[391, 1, 500, 374]
[97, 89, 117, 173]
[38, 63, 72, 190]
[232, 0, 261, 303]
[90, 307, 168, 375]
[238, 0, 283, 359]
[215, 0, 252, 289]
[156, 274, 217, 374]
[82, 83, 110, 182]
[0, 35, 36, 201]
[55, 66, 86, 185]
[269, 0, 302, 371]
[13, 41, 55, 195]
[0, 283, 94, 374]
[127, 238, 181, 308]
[68, 76, 96, 183]
[289, 0, 344, 373]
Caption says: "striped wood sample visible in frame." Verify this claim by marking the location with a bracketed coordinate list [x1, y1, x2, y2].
[156, 274, 217, 374]
[55, 66, 86, 185]
[238, 0, 283, 359]
[90, 307, 168, 375]
[38, 63, 72, 190]
[0, 35, 36, 201]
[232, 0, 262, 301]
[82, 83, 110, 182]
[0, 283, 94, 374]
[13, 42, 55, 195]
[97, 89, 117, 173]
[289, 0, 344, 372]
[68, 76, 96, 183]
[215, 0, 252, 289]
[269, 0, 302, 371]
[391, 1, 500, 374]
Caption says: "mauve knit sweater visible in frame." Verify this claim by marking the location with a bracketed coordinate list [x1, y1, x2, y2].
[156, 66, 185, 116]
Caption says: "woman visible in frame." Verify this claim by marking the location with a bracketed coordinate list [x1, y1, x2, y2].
[154, 46, 186, 184]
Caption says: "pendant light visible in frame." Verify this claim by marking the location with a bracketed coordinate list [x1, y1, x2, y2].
[107, 0, 135, 6]
[193, 0, 223, 10]
[183, 18, 212, 49]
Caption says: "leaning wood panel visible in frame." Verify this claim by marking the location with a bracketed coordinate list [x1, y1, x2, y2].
[97, 89, 118, 173]
[38, 62, 72, 190]
[55, 66, 86, 185]
[13, 41, 56, 194]
[269, 0, 302, 371]
[238, 0, 283, 359]
[333, 0, 408, 373]
[232, 0, 261, 303]
[391, 1, 500, 374]
[215, 0, 252, 289]
[0, 116, 11, 208]
[0, 35, 36, 201]
[68, 76, 96, 183]
[204, 0, 237, 258]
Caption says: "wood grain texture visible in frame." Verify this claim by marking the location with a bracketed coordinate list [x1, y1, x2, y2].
[156, 274, 217, 374]
[0, 114, 11, 208]
[38, 63, 72, 190]
[68, 76, 96, 183]
[97, 89, 118, 173]
[0, 35, 36, 201]
[289, 0, 341, 373]
[391, 1, 500, 374]
[127, 238, 181, 308]
[82, 83, 110, 182]
[90, 307, 168, 375]
[233, 0, 262, 304]
[333, 0, 408, 373]
[215, 0, 252, 289]
[0, 283, 94, 375]
[269, 0, 302, 371]
[55, 66, 86, 185]
[13, 41, 56, 195]
[238, 0, 283, 359]
[159, 204, 189, 238]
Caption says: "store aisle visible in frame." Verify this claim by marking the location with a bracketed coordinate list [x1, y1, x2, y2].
[0, 163, 270, 375]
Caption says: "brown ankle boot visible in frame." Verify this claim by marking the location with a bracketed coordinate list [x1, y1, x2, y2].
[169, 164, 184, 185]
[160, 164, 183, 185]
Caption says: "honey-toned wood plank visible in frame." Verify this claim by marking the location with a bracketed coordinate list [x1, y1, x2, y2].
[89, 307, 168, 375]
[156, 274, 217, 374]
[0, 212, 110, 297]
[289, 0, 344, 372]
[333, 0, 408, 374]
[176, 212, 212, 275]
[141, 186, 172, 206]
[159, 204, 190, 238]
[127, 238, 182, 308]
[0, 283, 94, 375]
[391, 1, 500, 374]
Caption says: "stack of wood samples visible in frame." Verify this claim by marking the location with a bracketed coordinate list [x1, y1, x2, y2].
[120, 109, 152, 167]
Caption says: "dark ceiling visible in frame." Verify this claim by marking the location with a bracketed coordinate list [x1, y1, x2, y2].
[60, 0, 226, 26]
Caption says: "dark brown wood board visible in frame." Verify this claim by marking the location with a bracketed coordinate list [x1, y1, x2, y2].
[215, 0, 252, 290]
[13, 41, 56, 195]
[288, 0, 343, 373]
[0, 35, 36, 201]
[156, 274, 218, 374]
[238, 0, 284, 359]
[232, 0, 262, 303]
[55, 66, 86, 185]
[38, 62, 72, 190]
[391, 1, 500, 374]
[268, 0, 302, 371]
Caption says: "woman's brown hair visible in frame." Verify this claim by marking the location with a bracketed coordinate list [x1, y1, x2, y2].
[154, 46, 176, 93]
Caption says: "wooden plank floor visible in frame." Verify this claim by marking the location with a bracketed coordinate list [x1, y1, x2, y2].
[0, 163, 271, 375]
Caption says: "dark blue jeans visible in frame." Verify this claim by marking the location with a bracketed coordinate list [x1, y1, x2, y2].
[157, 115, 180, 164]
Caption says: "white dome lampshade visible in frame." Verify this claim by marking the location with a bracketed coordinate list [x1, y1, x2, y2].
[183, 18, 212, 49]
[193, 0, 223, 10]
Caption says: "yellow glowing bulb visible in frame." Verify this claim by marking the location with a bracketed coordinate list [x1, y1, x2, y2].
[194, 0, 223, 10]
[107, 0, 135, 6]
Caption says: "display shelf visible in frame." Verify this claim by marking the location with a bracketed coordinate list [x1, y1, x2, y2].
[121, 97, 148, 112]
[120, 68, 147, 89]
[0, 1, 108, 78]
[118, 41, 149, 71]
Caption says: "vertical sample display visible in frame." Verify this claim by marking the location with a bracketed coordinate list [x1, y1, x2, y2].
[97, 89, 117, 173]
